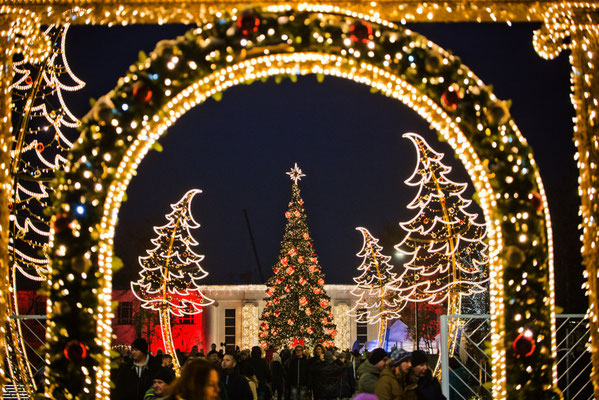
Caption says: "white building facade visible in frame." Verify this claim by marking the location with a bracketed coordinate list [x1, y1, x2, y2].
[199, 284, 380, 351]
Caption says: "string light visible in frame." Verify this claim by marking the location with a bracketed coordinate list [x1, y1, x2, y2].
[131, 189, 214, 374]
[348, 227, 403, 348]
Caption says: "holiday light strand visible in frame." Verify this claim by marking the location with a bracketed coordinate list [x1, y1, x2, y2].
[348, 227, 403, 347]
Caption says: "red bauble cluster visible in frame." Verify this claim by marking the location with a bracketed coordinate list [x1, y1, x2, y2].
[531, 192, 543, 213]
[237, 12, 260, 36]
[286, 266, 295, 275]
[288, 318, 295, 326]
[132, 82, 153, 104]
[318, 278, 325, 286]
[52, 213, 73, 234]
[320, 299, 329, 308]
[440, 85, 462, 110]
[305, 308, 312, 316]
[512, 330, 536, 358]
[64, 340, 88, 363]
[300, 296, 308, 306]
[349, 21, 373, 44]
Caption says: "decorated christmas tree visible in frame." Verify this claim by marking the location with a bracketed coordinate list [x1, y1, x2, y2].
[259, 164, 337, 349]
[10, 24, 85, 281]
[394, 133, 489, 317]
[348, 227, 404, 348]
[131, 189, 214, 371]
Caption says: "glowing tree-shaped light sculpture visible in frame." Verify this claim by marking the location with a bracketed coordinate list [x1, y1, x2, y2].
[7, 23, 84, 396]
[259, 164, 337, 350]
[10, 23, 84, 281]
[348, 227, 404, 349]
[131, 189, 214, 372]
[394, 133, 489, 351]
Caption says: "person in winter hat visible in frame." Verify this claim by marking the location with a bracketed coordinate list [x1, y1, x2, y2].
[312, 351, 344, 400]
[114, 338, 161, 400]
[375, 349, 417, 400]
[144, 367, 175, 400]
[356, 348, 388, 394]
[409, 350, 446, 400]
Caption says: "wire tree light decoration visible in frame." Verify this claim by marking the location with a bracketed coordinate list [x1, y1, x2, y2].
[10, 23, 84, 281]
[131, 189, 214, 373]
[6, 23, 84, 397]
[259, 164, 337, 350]
[394, 133, 489, 353]
[348, 227, 403, 349]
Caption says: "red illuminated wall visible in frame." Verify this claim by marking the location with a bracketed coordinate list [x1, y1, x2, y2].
[112, 289, 210, 355]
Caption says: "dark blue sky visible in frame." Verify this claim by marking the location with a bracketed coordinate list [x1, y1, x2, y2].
[65, 21, 582, 311]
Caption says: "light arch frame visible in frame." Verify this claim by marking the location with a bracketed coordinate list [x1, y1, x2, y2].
[45, 7, 557, 399]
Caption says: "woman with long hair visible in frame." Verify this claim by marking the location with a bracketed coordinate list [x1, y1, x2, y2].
[165, 358, 221, 400]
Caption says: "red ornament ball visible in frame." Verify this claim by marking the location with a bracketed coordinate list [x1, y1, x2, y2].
[305, 308, 312, 316]
[237, 12, 260, 36]
[313, 288, 321, 295]
[36, 143, 45, 152]
[288, 318, 295, 326]
[64, 340, 88, 363]
[349, 21, 373, 43]
[286, 266, 295, 275]
[300, 296, 308, 306]
[274, 309, 280, 317]
[320, 299, 329, 308]
[132, 82, 153, 104]
[441, 85, 462, 110]
[25, 76, 33, 85]
[318, 278, 325, 286]
[512, 330, 536, 358]
[52, 213, 73, 233]
[530, 192, 543, 213]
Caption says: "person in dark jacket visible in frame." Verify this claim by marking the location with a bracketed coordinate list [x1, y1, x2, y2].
[285, 345, 311, 400]
[244, 346, 271, 400]
[410, 350, 446, 400]
[312, 351, 344, 400]
[221, 352, 253, 400]
[114, 338, 161, 400]
[335, 352, 355, 400]
[270, 352, 286, 400]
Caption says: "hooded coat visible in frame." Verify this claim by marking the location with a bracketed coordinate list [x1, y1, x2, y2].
[356, 359, 381, 394]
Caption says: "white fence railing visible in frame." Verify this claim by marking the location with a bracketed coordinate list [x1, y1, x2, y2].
[439, 314, 592, 400]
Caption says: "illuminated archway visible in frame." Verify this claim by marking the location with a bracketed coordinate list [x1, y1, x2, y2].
[46, 7, 558, 399]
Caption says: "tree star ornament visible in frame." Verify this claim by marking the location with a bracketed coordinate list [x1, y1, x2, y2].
[286, 163, 306, 184]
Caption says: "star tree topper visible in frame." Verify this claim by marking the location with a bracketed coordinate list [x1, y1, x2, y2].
[287, 163, 306, 184]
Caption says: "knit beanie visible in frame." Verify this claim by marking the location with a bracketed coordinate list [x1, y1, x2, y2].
[153, 366, 175, 384]
[368, 348, 388, 365]
[324, 351, 334, 363]
[411, 350, 429, 366]
[391, 349, 412, 366]
[131, 338, 148, 354]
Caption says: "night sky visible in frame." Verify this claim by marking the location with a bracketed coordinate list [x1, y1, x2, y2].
[64, 20, 584, 312]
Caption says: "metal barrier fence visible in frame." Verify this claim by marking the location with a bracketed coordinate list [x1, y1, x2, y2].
[2, 315, 47, 400]
[439, 314, 592, 400]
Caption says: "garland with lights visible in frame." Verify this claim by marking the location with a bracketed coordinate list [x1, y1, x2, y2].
[45, 8, 557, 399]
[348, 227, 403, 349]
[131, 189, 214, 373]
[259, 164, 336, 350]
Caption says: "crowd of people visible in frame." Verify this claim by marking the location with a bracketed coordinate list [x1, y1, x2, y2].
[111, 338, 446, 400]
